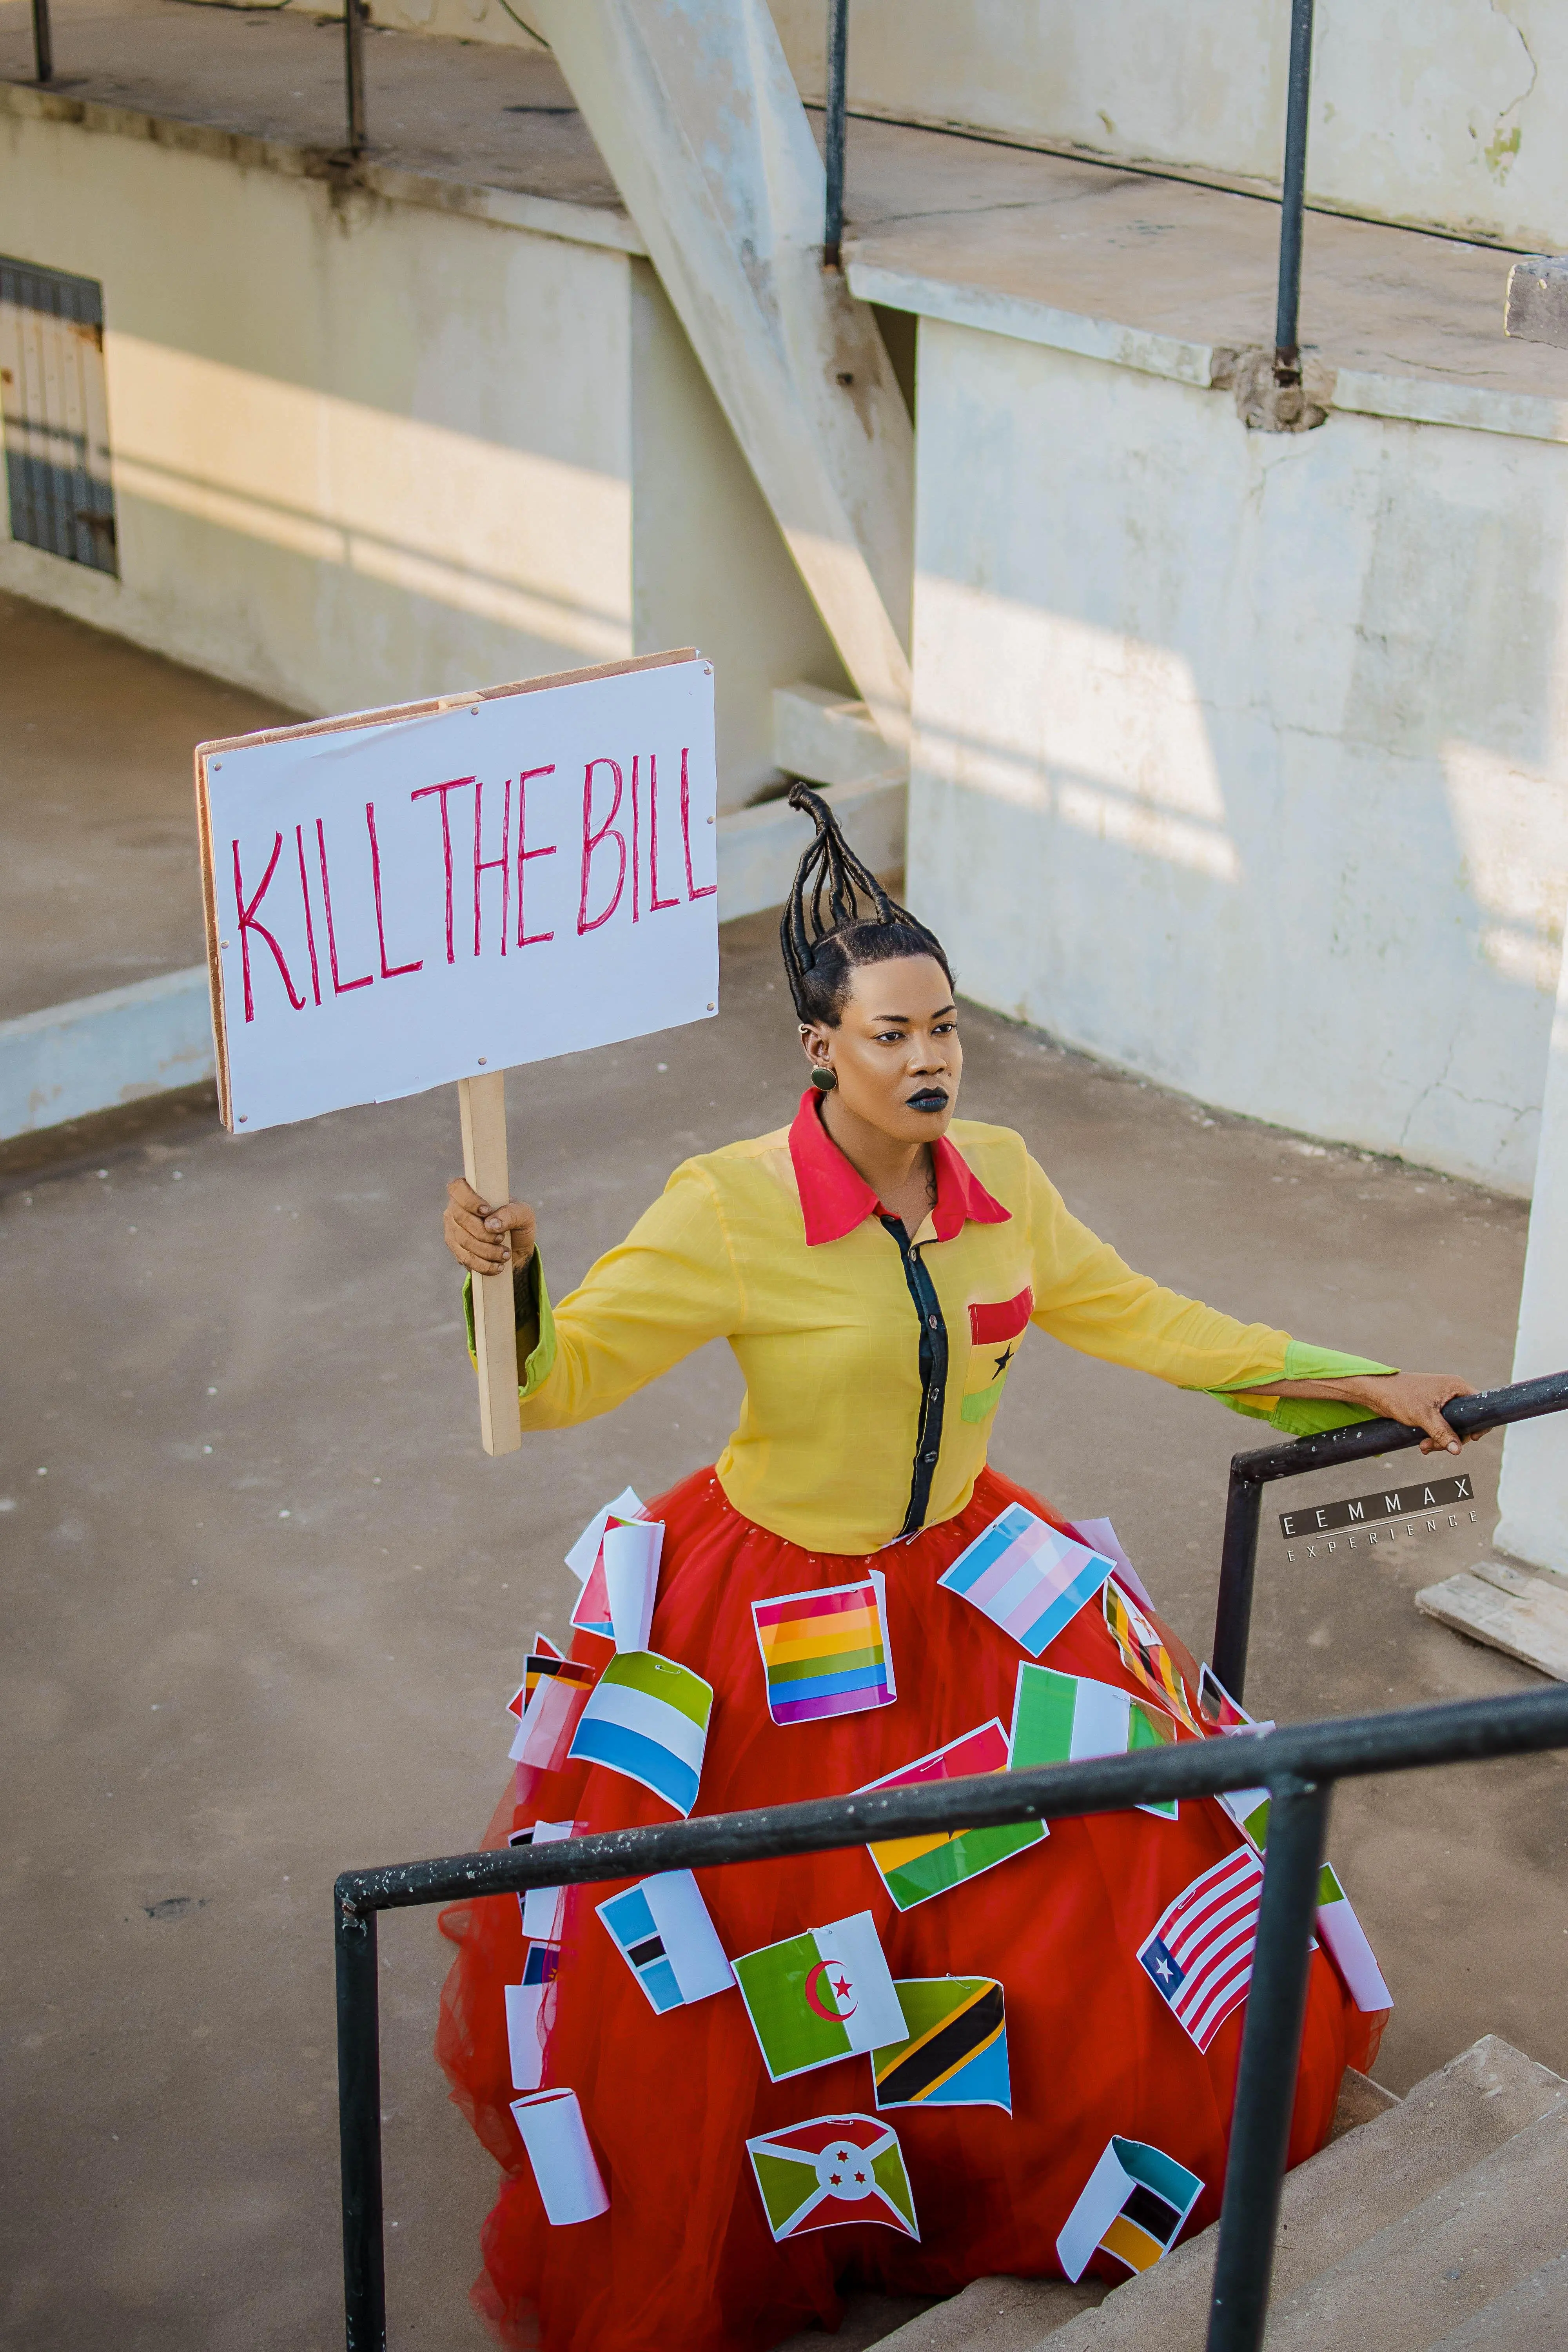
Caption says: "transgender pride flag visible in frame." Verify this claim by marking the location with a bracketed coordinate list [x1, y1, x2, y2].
[938, 1504, 1114, 1657]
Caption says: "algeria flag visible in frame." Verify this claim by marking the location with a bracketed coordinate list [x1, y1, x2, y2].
[733, 1911, 907, 2083]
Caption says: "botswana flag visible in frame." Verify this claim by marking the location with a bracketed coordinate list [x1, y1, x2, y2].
[872, 1977, 1011, 2114]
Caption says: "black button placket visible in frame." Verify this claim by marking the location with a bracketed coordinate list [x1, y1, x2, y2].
[879, 1214, 947, 1539]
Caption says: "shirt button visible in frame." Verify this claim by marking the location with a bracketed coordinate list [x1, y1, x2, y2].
[924, 1451, 937, 1463]
[927, 1314, 938, 1328]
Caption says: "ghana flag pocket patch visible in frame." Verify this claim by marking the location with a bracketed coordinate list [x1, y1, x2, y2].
[873, 1978, 1011, 2113]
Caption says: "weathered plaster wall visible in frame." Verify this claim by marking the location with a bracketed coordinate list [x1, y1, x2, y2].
[769, 1, 1568, 253]
[0, 107, 847, 802]
[906, 317, 1568, 1193]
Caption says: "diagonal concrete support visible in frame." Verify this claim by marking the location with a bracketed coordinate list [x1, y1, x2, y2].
[530, 0, 914, 749]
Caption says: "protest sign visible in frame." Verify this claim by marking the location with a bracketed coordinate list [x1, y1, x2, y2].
[196, 649, 719, 1451]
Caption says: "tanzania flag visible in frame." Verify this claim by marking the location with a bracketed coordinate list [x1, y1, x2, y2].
[1056, 2135, 1203, 2281]
[1103, 1580, 1202, 1735]
[1010, 1662, 1182, 1819]
[873, 1978, 1011, 2113]
[746, 2114, 918, 2242]
[859, 1720, 1046, 1912]
[732, 1910, 906, 2082]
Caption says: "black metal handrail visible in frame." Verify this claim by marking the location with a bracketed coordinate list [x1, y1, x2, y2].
[1272, 0, 1315, 386]
[336, 1677, 1568, 2352]
[1212, 1368, 1568, 1700]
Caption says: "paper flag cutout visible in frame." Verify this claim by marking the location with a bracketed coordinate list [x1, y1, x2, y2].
[601, 1518, 664, 1653]
[746, 2114, 918, 2242]
[507, 1630, 566, 1719]
[860, 1719, 1045, 1911]
[873, 1978, 1011, 2113]
[751, 1570, 896, 1726]
[1057, 2134, 1203, 2281]
[1103, 1580, 1203, 1735]
[510, 2087, 609, 2225]
[1316, 1863, 1394, 2012]
[1196, 1662, 1256, 1733]
[565, 1487, 642, 1582]
[1065, 1517, 1156, 1613]
[568, 1650, 713, 1816]
[1010, 1662, 1183, 1819]
[504, 1940, 560, 2092]
[733, 1910, 906, 2082]
[1137, 1845, 1264, 2051]
[939, 1503, 1114, 1657]
[596, 1868, 734, 2014]
[509, 1656, 599, 1770]
[508, 1819, 573, 1944]
[1214, 1800, 1392, 2013]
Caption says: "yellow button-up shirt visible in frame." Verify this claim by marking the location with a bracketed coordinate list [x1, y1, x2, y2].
[474, 1091, 1390, 1555]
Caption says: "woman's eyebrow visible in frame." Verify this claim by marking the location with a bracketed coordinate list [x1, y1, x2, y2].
[869, 1002, 956, 1024]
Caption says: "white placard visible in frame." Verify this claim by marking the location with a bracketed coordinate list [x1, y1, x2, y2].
[198, 653, 718, 1132]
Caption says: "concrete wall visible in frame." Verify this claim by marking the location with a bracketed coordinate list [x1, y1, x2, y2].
[906, 316, 1568, 1195]
[0, 105, 845, 805]
[769, 1, 1568, 253]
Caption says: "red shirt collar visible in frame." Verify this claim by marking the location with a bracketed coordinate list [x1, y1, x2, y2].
[788, 1087, 1011, 1246]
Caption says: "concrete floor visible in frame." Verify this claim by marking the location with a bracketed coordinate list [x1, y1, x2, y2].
[3, 898, 1565, 2352]
[0, 588, 292, 1019]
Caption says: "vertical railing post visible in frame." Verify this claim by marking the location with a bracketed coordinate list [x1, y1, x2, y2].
[31, 0, 53, 84]
[1205, 1775, 1332, 2352]
[344, 0, 368, 158]
[1213, 1467, 1263, 1702]
[336, 1888, 386, 2352]
[823, 0, 848, 267]
[1272, 0, 1315, 384]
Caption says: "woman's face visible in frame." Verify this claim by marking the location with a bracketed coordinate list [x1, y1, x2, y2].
[802, 955, 962, 1144]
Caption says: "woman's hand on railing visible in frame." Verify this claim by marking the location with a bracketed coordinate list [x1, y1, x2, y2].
[1258, 1370, 1479, 1455]
[444, 1178, 536, 1278]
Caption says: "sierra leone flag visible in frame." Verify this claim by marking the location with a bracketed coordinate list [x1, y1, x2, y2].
[567, 1649, 713, 1817]
[1010, 1662, 1182, 1818]
[733, 1911, 906, 2082]
[873, 1978, 1011, 2113]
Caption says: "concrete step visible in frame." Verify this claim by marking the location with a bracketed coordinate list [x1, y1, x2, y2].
[999, 2037, 1566, 2352]
[1265, 2097, 1568, 2349]
[1427, 2248, 1568, 2349]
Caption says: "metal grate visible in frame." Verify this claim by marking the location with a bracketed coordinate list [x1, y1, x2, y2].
[0, 256, 119, 575]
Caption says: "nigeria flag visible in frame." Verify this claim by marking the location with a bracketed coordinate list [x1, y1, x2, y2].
[1010, 1662, 1182, 1818]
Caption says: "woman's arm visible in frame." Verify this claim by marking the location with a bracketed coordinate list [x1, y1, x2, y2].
[1228, 1371, 1475, 1456]
[445, 1179, 540, 1369]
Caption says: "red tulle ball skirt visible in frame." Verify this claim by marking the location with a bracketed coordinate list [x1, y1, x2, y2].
[437, 1463, 1382, 2352]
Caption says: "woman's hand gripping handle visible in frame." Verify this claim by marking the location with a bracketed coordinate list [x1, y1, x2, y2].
[444, 1178, 537, 1279]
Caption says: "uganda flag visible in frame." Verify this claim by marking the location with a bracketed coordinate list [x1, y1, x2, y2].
[873, 1978, 1011, 2114]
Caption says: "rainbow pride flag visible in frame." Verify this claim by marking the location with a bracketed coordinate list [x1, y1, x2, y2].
[752, 1572, 896, 1726]
[938, 1503, 1114, 1657]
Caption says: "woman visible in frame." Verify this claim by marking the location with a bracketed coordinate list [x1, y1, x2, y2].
[437, 787, 1471, 2352]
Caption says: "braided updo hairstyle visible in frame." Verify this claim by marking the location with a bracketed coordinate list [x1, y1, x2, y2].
[780, 783, 953, 1027]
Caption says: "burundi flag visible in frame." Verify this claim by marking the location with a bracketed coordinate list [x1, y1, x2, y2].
[732, 1911, 906, 2082]
[567, 1650, 713, 1817]
[746, 2114, 919, 2241]
[939, 1503, 1114, 1656]
[859, 1720, 1046, 1913]
[1009, 1662, 1183, 1819]
[595, 1868, 734, 2014]
[873, 1978, 1011, 2114]
[1103, 1580, 1203, 1735]
[1056, 2135, 1203, 2281]
[752, 1571, 896, 1725]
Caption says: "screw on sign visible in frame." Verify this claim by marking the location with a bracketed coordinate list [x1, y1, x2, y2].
[195, 651, 720, 1454]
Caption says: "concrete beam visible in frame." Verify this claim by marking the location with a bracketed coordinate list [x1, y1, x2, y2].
[528, 0, 915, 749]
[1505, 256, 1568, 350]
[0, 967, 215, 1142]
[773, 681, 904, 790]
[1496, 919, 1568, 1577]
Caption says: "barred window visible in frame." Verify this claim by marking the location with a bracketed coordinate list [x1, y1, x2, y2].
[0, 256, 118, 576]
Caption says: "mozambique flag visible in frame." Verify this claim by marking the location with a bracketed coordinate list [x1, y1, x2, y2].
[858, 1721, 1045, 1912]
[873, 1978, 1011, 2114]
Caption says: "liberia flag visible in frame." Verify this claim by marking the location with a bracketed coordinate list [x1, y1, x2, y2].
[1137, 1846, 1265, 2051]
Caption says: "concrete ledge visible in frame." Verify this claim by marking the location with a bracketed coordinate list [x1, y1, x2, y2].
[0, 80, 648, 256]
[0, 967, 216, 1142]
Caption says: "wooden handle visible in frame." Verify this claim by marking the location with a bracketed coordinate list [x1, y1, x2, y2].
[458, 1071, 523, 1458]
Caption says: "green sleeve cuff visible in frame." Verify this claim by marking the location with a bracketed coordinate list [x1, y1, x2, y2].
[1203, 1340, 1399, 1436]
[461, 1250, 557, 1401]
